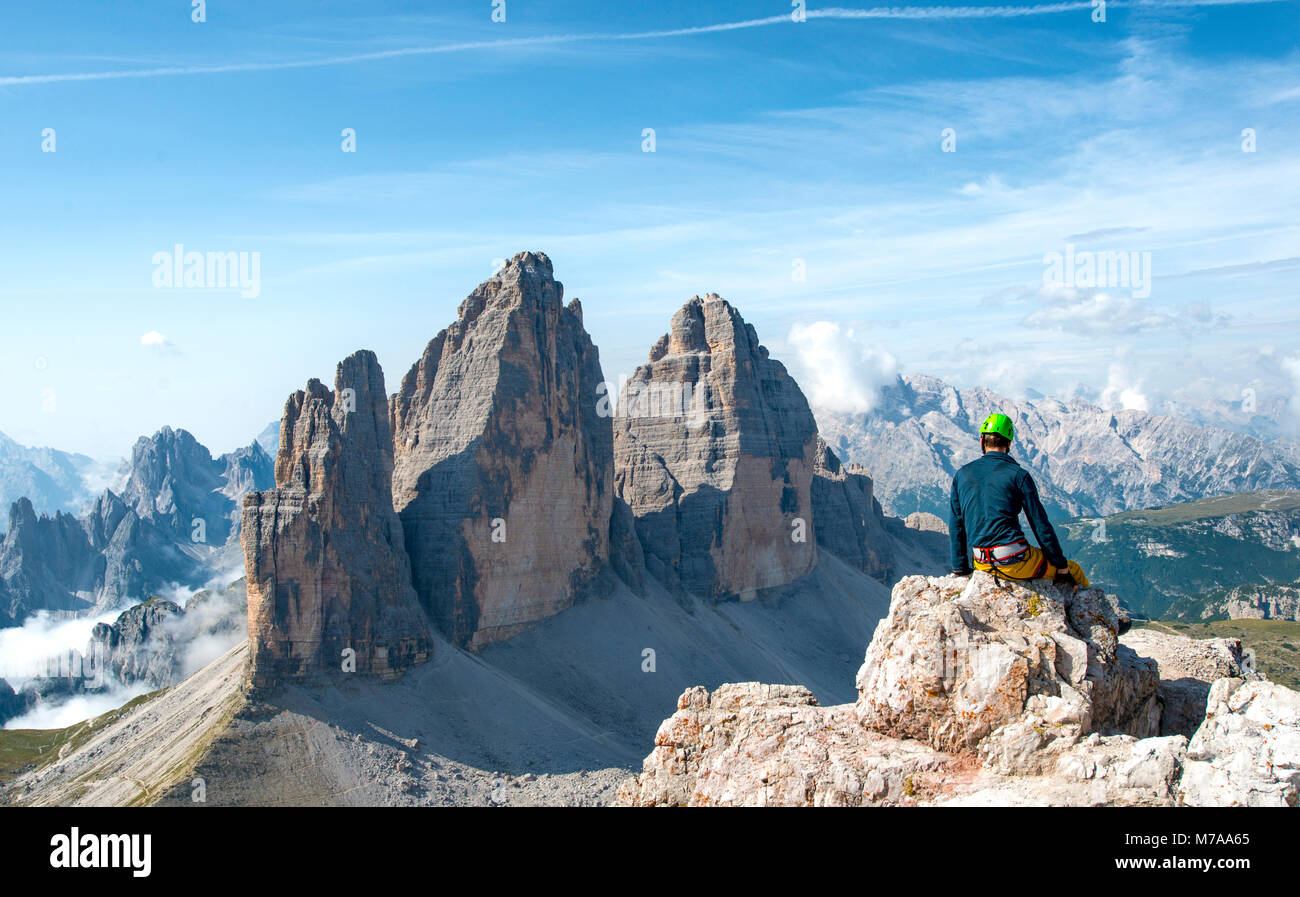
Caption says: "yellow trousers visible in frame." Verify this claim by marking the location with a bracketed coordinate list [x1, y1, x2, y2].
[972, 545, 1090, 588]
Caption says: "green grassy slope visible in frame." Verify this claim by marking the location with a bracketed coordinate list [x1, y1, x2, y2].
[1058, 491, 1300, 619]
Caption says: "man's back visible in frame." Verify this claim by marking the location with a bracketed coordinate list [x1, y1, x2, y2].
[952, 453, 1031, 549]
[949, 451, 1067, 574]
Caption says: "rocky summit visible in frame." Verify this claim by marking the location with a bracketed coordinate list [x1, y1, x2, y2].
[613, 294, 818, 600]
[389, 252, 614, 648]
[618, 571, 1300, 806]
[1119, 628, 1259, 738]
[855, 573, 1161, 760]
[243, 350, 432, 687]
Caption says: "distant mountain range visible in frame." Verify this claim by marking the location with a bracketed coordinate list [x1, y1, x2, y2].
[1059, 491, 1300, 620]
[816, 374, 1300, 521]
[0, 432, 115, 518]
[0, 427, 272, 628]
[255, 421, 279, 457]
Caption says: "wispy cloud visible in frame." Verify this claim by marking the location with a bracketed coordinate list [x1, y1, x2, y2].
[1066, 226, 1151, 243]
[1169, 256, 1300, 279]
[1021, 285, 1228, 337]
[1, 0, 1288, 87]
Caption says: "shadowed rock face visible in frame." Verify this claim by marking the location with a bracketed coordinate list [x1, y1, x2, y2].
[243, 350, 432, 687]
[613, 295, 818, 600]
[118, 426, 228, 541]
[389, 251, 613, 649]
[1120, 628, 1261, 738]
[0, 677, 32, 727]
[810, 436, 895, 582]
[0, 498, 102, 623]
[85, 580, 250, 690]
[87, 598, 185, 688]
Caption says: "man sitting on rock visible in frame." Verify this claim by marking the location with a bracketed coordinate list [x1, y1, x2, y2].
[949, 413, 1092, 591]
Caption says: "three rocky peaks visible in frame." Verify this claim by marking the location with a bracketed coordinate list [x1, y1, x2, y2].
[242, 251, 929, 686]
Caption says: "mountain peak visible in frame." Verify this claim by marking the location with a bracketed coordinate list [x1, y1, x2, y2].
[615, 294, 819, 600]
[654, 293, 765, 362]
[390, 253, 613, 648]
[244, 347, 432, 687]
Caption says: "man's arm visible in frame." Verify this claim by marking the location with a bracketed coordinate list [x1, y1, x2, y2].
[949, 475, 971, 574]
[1020, 472, 1068, 569]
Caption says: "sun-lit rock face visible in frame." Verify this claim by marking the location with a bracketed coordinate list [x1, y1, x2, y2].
[1178, 678, 1300, 807]
[855, 573, 1161, 758]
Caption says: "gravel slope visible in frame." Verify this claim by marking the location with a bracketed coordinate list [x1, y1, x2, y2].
[10, 554, 891, 806]
[7, 642, 247, 806]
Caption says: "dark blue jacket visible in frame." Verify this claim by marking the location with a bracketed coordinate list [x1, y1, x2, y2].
[948, 451, 1068, 574]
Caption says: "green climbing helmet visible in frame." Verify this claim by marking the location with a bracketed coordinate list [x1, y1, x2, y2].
[980, 413, 1015, 442]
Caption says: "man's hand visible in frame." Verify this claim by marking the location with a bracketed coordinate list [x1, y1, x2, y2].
[1053, 569, 1079, 593]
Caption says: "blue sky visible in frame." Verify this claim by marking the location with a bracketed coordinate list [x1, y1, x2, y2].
[2, 0, 1299, 459]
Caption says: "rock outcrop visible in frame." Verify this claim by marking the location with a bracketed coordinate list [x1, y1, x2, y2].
[389, 252, 614, 648]
[0, 498, 102, 623]
[86, 598, 185, 688]
[1120, 628, 1260, 737]
[0, 677, 34, 727]
[84, 580, 248, 689]
[617, 682, 958, 807]
[617, 571, 1283, 807]
[855, 573, 1160, 760]
[616, 679, 1191, 808]
[1177, 678, 1300, 806]
[904, 512, 947, 535]
[243, 350, 432, 687]
[613, 295, 818, 600]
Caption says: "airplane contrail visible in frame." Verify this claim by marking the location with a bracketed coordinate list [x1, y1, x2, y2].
[0, 0, 1288, 87]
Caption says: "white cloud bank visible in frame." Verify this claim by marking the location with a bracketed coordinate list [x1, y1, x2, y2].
[1100, 365, 1151, 412]
[788, 321, 898, 414]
